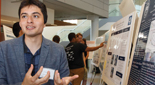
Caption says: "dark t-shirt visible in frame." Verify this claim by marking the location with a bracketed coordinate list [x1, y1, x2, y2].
[65, 42, 87, 69]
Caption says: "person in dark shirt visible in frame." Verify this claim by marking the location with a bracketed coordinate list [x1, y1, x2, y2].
[81, 38, 89, 85]
[52, 35, 60, 43]
[65, 33, 104, 85]
[13, 22, 23, 37]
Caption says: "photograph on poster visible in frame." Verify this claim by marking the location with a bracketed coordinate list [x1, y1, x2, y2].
[110, 67, 114, 78]
[111, 54, 114, 65]
[114, 55, 118, 66]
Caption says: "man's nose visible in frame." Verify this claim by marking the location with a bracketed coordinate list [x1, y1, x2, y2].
[27, 16, 33, 23]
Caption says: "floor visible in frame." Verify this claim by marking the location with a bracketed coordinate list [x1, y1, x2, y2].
[86, 72, 102, 85]
[81, 62, 103, 85]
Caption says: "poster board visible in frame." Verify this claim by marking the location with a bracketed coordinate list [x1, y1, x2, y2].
[102, 11, 137, 85]
[99, 31, 110, 72]
[86, 41, 95, 59]
[119, 0, 136, 17]
[3, 25, 16, 40]
[92, 37, 103, 67]
[127, 0, 155, 84]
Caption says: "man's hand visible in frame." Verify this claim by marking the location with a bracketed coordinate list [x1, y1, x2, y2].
[99, 42, 105, 47]
[22, 64, 50, 85]
[54, 70, 79, 85]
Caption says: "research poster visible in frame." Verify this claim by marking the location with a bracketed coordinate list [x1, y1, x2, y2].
[128, 0, 155, 84]
[92, 37, 103, 67]
[103, 12, 136, 85]
[99, 31, 110, 72]
[3, 25, 16, 40]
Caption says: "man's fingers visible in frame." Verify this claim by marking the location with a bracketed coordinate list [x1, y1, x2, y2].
[27, 64, 34, 75]
[56, 70, 61, 83]
[69, 75, 79, 82]
[54, 70, 63, 84]
[36, 71, 50, 84]
[62, 78, 66, 85]
[32, 66, 43, 81]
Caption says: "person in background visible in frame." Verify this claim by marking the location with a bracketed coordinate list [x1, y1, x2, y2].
[65, 32, 104, 85]
[0, 0, 78, 85]
[81, 38, 89, 85]
[53, 35, 60, 43]
[76, 33, 83, 43]
[13, 22, 24, 37]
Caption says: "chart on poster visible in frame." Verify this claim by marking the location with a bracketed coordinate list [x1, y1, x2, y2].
[103, 11, 137, 85]
[128, 0, 155, 84]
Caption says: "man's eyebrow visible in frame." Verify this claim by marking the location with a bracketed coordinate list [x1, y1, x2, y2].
[20, 12, 41, 16]
[21, 13, 27, 15]
[32, 12, 41, 15]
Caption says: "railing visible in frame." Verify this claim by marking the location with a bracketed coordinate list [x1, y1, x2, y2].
[57, 20, 91, 42]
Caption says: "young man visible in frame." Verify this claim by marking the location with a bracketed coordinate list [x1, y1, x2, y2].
[0, 0, 78, 85]
[65, 33, 104, 85]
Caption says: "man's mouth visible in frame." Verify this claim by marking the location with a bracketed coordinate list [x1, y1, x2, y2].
[26, 26, 35, 30]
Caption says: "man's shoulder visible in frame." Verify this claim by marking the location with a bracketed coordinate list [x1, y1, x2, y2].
[0, 38, 21, 46]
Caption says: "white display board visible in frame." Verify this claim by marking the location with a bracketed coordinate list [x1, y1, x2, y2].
[102, 11, 137, 85]
[92, 37, 103, 67]
[127, 0, 155, 84]
[86, 41, 95, 59]
[3, 25, 16, 40]
[99, 31, 110, 72]
[119, 0, 136, 17]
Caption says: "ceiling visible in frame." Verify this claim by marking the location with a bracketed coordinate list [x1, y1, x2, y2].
[1, 0, 102, 27]
[43, 0, 99, 20]
[1, 0, 147, 27]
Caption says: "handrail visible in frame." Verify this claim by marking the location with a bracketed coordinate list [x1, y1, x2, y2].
[57, 20, 87, 35]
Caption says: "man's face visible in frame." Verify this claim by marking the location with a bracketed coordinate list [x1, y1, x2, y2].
[19, 5, 45, 37]
[77, 35, 83, 43]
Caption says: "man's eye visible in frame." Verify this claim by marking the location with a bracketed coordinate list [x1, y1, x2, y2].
[34, 15, 39, 18]
[22, 15, 27, 18]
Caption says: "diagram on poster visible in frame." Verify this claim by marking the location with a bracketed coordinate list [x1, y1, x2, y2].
[103, 11, 137, 85]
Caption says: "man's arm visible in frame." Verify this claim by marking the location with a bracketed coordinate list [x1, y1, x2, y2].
[85, 52, 89, 60]
[85, 42, 104, 51]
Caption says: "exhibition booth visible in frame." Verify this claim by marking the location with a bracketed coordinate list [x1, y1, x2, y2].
[1, 0, 154, 85]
